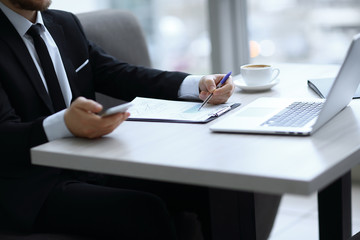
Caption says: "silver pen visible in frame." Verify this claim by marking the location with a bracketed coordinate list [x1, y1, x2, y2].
[198, 71, 232, 111]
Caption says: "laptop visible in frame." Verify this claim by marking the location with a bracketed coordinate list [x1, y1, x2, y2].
[210, 33, 360, 136]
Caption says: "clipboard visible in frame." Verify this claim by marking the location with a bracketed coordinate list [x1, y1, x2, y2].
[126, 97, 241, 123]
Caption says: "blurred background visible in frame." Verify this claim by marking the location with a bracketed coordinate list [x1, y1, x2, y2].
[51, 0, 360, 74]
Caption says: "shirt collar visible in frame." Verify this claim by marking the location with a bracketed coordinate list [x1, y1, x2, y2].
[0, 1, 45, 37]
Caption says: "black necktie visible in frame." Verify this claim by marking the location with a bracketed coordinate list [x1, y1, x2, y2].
[27, 24, 66, 112]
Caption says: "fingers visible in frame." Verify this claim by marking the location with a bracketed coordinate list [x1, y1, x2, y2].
[212, 76, 234, 100]
[203, 77, 217, 93]
[64, 97, 130, 139]
[199, 74, 235, 104]
[89, 112, 130, 138]
[72, 96, 103, 114]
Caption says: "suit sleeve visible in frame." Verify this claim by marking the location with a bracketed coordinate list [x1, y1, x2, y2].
[0, 81, 48, 167]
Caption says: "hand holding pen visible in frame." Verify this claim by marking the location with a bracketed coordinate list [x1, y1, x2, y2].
[198, 71, 234, 111]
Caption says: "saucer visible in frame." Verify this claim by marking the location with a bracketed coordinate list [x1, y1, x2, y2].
[234, 77, 280, 92]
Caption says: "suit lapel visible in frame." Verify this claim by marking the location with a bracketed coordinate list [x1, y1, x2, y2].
[0, 10, 54, 113]
[43, 13, 81, 100]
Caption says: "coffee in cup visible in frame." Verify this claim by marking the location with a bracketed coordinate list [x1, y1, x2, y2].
[240, 64, 280, 86]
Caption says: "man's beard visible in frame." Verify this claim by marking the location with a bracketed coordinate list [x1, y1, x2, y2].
[8, 0, 52, 11]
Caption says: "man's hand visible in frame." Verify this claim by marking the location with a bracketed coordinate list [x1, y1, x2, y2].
[64, 97, 129, 139]
[199, 74, 235, 104]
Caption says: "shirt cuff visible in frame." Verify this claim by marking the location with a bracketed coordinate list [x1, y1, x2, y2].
[43, 109, 73, 141]
[178, 75, 203, 100]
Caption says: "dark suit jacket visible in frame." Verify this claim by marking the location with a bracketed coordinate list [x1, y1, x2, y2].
[0, 9, 188, 231]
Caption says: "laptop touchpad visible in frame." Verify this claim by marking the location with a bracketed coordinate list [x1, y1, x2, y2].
[236, 107, 278, 118]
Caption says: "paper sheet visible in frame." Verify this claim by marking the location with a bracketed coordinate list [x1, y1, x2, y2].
[127, 97, 236, 122]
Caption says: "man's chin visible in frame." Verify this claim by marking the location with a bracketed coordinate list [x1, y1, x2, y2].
[9, 0, 52, 11]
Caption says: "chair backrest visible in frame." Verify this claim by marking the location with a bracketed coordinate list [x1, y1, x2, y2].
[77, 9, 151, 67]
[77, 9, 151, 107]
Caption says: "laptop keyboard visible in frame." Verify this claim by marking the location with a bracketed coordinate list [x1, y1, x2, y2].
[261, 102, 324, 127]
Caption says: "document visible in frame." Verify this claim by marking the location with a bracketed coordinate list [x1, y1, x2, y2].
[127, 97, 240, 123]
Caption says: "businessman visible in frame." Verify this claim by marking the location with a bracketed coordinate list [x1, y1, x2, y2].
[0, 0, 280, 239]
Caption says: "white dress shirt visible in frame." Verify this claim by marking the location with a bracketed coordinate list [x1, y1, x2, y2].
[0, 2, 201, 141]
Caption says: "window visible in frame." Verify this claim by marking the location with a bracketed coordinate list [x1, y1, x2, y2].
[50, 0, 111, 14]
[247, 0, 360, 64]
[48, 0, 360, 74]
[51, 0, 210, 74]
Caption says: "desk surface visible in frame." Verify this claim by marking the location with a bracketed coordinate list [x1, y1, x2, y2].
[31, 63, 360, 195]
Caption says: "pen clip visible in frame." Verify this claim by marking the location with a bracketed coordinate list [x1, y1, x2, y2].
[211, 106, 231, 117]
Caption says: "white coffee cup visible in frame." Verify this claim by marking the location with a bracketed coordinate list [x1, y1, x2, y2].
[240, 64, 280, 86]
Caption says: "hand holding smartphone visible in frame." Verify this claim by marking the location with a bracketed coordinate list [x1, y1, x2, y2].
[99, 102, 133, 117]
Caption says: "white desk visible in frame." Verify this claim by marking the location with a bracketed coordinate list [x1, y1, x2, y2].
[31, 64, 360, 239]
